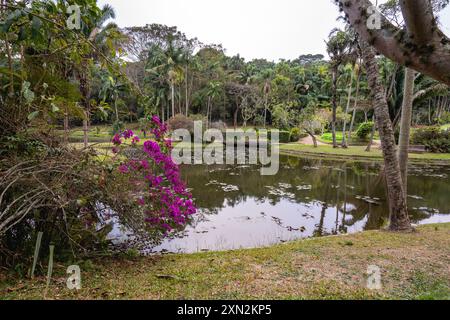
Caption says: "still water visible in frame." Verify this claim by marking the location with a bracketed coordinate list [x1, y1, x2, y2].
[115, 155, 450, 253]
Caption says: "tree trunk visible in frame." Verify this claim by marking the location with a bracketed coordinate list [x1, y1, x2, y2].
[338, 0, 450, 86]
[78, 63, 90, 149]
[398, 68, 415, 196]
[331, 65, 338, 148]
[114, 96, 119, 123]
[348, 66, 361, 142]
[185, 65, 189, 116]
[361, 42, 411, 232]
[206, 96, 211, 129]
[342, 66, 355, 148]
[264, 94, 268, 129]
[306, 129, 318, 148]
[428, 100, 432, 125]
[64, 107, 69, 144]
[366, 115, 376, 152]
[233, 98, 240, 130]
[171, 83, 175, 119]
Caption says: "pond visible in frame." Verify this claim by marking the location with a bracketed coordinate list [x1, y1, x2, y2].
[111, 155, 450, 254]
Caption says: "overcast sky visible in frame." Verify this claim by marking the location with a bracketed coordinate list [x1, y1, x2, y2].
[98, 0, 450, 62]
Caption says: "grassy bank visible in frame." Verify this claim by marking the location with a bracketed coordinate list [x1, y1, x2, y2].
[280, 143, 450, 163]
[1, 224, 449, 300]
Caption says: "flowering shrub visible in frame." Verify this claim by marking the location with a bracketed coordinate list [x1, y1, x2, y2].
[111, 116, 196, 235]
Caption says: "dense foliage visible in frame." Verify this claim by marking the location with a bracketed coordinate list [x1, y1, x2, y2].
[412, 127, 450, 153]
[356, 122, 375, 139]
[1, 0, 450, 266]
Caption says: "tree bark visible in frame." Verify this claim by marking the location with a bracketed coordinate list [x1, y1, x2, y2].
[331, 66, 338, 148]
[348, 65, 361, 142]
[264, 93, 269, 129]
[64, 107, 69, 144]
[171, 82, 175, 119]
[398, 68, 415, 196]
[366, 114, 376, 152]
[342, 65, 355, 148]
[185, 65, 189, 116]
[78, 63, 90, 149]
[306, 129, 318, 148]
[361, 41, 411, 231]
[337, 0, 450, 85]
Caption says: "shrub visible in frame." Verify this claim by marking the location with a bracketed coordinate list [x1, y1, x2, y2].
[168, 114, 195, 135]
[112, 121, 124, 135]
[210, 120, 227, 132]
[356, 122, 374, 139]
[412, 126, 450, 153]
[439, 112, 450, 125]
[279, 130, 291, 143]
[290, 128, 302, 142]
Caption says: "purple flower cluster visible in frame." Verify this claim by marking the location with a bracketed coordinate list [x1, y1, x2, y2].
[111, 116, 196, 234]
[150, 115, 168, 139]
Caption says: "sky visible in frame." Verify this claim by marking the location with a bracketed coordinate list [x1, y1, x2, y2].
[98, 0, 450, 62]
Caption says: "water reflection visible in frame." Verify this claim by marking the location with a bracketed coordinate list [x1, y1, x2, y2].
[151, 155, 450, 253]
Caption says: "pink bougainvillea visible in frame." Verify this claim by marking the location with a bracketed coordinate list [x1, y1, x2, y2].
[112, 116, 196, 234]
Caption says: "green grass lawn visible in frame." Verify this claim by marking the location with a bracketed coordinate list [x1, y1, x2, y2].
[319, 132, 380, 144]
[1, 224, 449, 300]
[280, 143, 450, 162]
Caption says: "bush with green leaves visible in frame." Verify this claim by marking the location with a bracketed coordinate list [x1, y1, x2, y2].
[168, 114, 195, 135]
[279, 131, 291, 143]
[290, 128, 302, 142]
[412, 127, 450, 153]
[356, 122, 374, 139]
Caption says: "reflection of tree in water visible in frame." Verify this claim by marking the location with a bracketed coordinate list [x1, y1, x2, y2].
[180, 155, 450, 234]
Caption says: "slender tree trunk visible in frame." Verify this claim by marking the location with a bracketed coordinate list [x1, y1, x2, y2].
[185, 65, 189, 116]
[114, 97, 119, 123]
[398, 68, 415, 196]
[264, 94, 268, 129]
[210, 101, 213, 127]
[428, 99, 432, 125]
[306, 129, 318, 148]
[171, 83, 175, 118]
[83, 115, 89, 148]
[234, 98, 240, 130]
[342, 66, 355, 148]
[366, 115, 376, 152]
[361, 42, 411, 231]
[331, 65, 338, 148]
[64, 106, 69, 144]
[206, 96, 211, 129]
[78, 63, 90, 149]
[348, 66, 361, 142]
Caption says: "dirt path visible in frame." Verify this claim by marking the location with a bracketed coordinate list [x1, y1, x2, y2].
[298, 135, 327, 146]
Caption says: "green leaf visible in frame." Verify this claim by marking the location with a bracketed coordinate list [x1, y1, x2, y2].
[31, 16, 42, 39]
[51, 103, 60, 113]
[28, 111, 40, 121]
[21, 81, 35, 104]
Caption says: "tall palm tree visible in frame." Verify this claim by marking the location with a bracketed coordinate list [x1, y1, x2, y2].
[258, 69, 274, 128]
[146, 38, 185, 121]
[76, 3, 118, 147]
[326, 29, 354, 148]
[397, 68, 415, 196]
[206, 81, 222, 129]
[360, 41, 411, 232]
